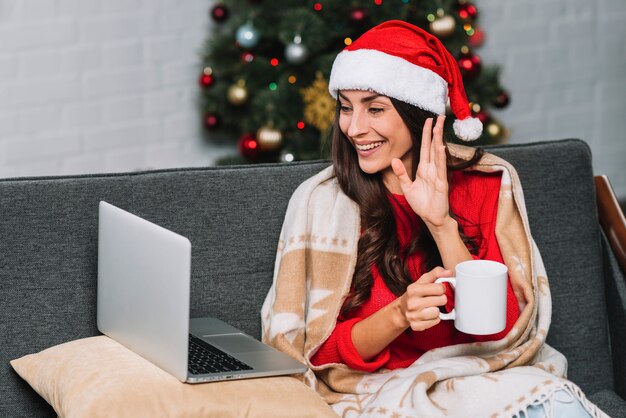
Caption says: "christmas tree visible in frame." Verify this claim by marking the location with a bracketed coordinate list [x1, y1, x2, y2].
[199, 0, 511, 164]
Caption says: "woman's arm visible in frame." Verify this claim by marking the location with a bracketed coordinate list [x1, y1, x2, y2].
[351, 267, 451, 361]
[311, 267, 452, 368]
[347, 300, 406, 362]
[310, 317, 391, 372]
[427, 217, 473, 271]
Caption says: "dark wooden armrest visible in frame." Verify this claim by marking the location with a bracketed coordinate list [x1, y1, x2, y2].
[595, 175, 626, 274]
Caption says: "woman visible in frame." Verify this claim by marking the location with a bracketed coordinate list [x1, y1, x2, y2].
[309, 94, 521, 373]
[262, 20, 604, 418]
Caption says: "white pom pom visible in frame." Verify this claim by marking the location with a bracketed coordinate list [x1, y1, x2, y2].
[453, 117, 483, 142]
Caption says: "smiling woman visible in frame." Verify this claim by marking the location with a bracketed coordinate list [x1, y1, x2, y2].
[261, 20, 607, 418]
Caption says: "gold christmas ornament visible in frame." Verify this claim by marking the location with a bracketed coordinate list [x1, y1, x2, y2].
[486, 119, 509, 141]
[300, 72, 335, 133]
[227, 79, 249, 106]
[257, 123, 283, 151]
[429, 9, 456, 38]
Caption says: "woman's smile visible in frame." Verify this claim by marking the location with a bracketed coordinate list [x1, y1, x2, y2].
[354, 140, 385, 153]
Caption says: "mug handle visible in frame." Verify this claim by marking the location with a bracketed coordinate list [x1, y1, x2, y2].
[435, 277, 456, 320]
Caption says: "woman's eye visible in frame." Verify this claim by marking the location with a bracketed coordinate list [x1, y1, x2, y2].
[369, 107, 383, 114]
[340, 105, 352, 112]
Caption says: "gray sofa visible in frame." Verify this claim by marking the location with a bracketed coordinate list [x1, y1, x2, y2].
[1, 138, 625, 417]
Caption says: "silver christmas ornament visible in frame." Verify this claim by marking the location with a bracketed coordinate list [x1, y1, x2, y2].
[280, 151, 295, 162]
[236, 23, 260, 48]
[285, 35, 309, 64]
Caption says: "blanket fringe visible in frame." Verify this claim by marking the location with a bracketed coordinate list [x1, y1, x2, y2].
[512, 383, 606, 418]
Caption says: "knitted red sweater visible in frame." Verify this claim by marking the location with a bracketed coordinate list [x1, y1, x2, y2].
[310, 170, 520, 372]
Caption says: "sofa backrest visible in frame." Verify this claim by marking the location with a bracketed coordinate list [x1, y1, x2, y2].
[487, 139, 613, 395]
[0, 139, 614, 417]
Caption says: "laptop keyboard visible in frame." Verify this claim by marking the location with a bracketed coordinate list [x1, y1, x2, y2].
[188, 334, 253, 375]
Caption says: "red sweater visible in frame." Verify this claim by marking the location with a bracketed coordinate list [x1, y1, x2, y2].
[310, 170, 520, 372]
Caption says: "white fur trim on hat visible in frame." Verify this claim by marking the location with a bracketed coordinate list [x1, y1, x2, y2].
[329, 49, 448, 115]
[453, 117, 483, 142]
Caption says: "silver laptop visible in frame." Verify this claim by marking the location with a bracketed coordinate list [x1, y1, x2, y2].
[96, 201, 307, 383]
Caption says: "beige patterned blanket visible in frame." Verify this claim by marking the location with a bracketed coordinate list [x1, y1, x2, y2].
[261, 144, 607, 418]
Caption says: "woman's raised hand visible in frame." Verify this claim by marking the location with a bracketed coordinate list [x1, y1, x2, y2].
[391, 115, 450, 229]
[398, 267, 451, 331]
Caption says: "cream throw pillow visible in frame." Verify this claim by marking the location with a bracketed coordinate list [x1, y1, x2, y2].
[10, 336, 337, 418]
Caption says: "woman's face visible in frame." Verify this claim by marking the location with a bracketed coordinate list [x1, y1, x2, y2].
[338, 90, 413, 193]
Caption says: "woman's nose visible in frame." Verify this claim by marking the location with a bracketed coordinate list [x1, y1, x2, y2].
[347, 112, 368, 137]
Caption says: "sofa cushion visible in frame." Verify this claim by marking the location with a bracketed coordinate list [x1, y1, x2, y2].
[10, 336, 337, 418]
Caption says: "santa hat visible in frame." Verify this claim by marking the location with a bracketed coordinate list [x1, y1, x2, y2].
[328, 20, 482, 142]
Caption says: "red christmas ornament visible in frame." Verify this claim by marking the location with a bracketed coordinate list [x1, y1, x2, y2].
[473, 109, 490, 124]
[241, 52, 254, 63]
[203, 113, 221, 130]
[199, 72, 215, 88]
[468, 26, 485, 47]
[350, 7, 369, 23]
[238, 133, 259, 160]
[210, 4, 229, 23]
[458, 3, 478, 20]
[493, 90, 511, 109]
[457, 51, 482, 79]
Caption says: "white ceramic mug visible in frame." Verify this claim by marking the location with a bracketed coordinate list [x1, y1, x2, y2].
[435, 259, 508, 335]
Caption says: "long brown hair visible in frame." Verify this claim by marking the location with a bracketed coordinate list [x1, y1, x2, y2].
[332, 97, 484, 316]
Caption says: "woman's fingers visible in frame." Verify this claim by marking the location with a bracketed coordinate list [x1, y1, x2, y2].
[406, 282, 447, 297]
[416, 266, 451, 285]
[408, 317, 441, 332]
[404, 294, 448, 312]
[419, 116, 446, 181]
[408, 306, 442, 321]
[391, 158, 413, 188]
[432, 115, 446, 179]
[432, 115, 445, 142]
[430, 116, 440, 159]
[420, 117, 433, 166]
[437, 139, 447, 182]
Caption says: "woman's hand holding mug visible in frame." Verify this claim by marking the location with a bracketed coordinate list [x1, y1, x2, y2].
[398, 266, 452, 332]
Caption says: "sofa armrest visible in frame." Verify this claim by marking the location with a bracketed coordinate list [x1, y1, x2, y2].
[602, 231, 626, 400]
[595, 175, 626, 275]
[597, 175, 626, 399]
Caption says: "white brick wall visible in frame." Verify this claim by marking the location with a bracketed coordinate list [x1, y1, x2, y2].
[479, 0, 626, 197]
[0, 0, 233, 180]
[0, 0, 625, 198]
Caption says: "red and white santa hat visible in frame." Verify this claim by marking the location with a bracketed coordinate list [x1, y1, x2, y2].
[329, 20, 482, 142]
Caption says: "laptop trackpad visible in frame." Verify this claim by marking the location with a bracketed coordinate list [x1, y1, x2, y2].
[204, 334, 272, 353]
